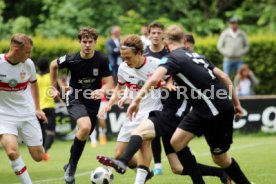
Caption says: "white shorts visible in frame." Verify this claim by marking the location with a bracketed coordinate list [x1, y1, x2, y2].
[0, 117, 43, 146]
[117, 111, 149, 142]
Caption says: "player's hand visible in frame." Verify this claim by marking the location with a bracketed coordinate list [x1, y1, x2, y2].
[50, 87, 60, 99]
[117, 97, 128, 109]
[234, 105, 243, 121]
[127, 101, 140, 121]
[36, 110, 48, 124]
[97, 104, 111, 119]
[91, 89, 104, 100]
[163, 82, 177, 91]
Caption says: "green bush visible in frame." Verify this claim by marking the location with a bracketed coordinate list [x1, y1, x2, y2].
[0, 34, 275, 94]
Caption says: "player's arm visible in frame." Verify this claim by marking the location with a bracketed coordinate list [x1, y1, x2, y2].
[213, 67, 243, 119]
[91, 76, 114, 100]
[98, 83, 126, 118]
[49, 59, 60, 98]
[127, 66, 168, 118]
[30, 81, 48, 123]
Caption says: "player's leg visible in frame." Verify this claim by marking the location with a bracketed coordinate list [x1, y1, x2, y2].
[151, 137, 163, 175]
[0, 133, 32, 184]
[114, 141, 137, 169]
[170, 113, 205, 184]
[205, 112, 250, 184]
[42, 108, 56, 160]
[135, 140, 153, 184]
[98, 101, 108, 144]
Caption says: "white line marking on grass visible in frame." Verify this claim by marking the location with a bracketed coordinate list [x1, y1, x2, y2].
[11, 141, 275, 184]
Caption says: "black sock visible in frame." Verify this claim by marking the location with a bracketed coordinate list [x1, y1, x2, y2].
[177, 147, 205, 184]
[224, 158, 250, 184]
[151, 137, 162, 164]
[197, 163, 225, 178]
[120, 135, 143, 165]
[44, 134, 55, 152]
[69, 137, 86, 166]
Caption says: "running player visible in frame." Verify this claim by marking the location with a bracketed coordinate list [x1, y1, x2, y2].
[126, 25, 250, 184]
[0, 33, 47, 184]
[97, 34, 164, 184]
[50, 27, 114, 184]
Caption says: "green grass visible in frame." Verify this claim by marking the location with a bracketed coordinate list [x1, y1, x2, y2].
[1, 135, 276, 184]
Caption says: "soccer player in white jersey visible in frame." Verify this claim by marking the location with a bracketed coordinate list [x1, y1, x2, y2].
[97, 34, 163, 184]
[0, 33, 47, 184]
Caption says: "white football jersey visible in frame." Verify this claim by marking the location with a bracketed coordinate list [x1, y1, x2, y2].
[118, 56, 163, 112]
[0, 54, 37, 121]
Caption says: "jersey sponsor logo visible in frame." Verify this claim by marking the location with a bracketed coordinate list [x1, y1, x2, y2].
[58, 55, 66, 64]
[8, 79, 18, 87]
[93, 68, 99, 76]
[128, 76, 135, 78]
[137, 80, 145, 88]
[160, 57, 168, 65]
[0, 74, 7, 77]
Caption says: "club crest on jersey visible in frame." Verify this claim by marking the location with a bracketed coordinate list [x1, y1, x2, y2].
[8, 79, 18, 88]
[137, 80, 145, 88]
[20, 71, 26, 80]
[93, 68, 99, 76]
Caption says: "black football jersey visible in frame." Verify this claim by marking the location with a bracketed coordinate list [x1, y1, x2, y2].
[160, 48, 233, 118]
[57, 51, 112, 110]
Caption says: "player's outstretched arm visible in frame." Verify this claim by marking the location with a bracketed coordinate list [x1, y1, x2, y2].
[91, 76, 114, 100]
[97, 83, 125, 118]
[30, 82, 48, 123]
[127, 66, 168, 119]
[213, 67, 243, 119]
[49, 59, 60, 99]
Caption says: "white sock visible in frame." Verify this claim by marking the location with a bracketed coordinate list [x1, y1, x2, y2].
[154, 163, 162, 169]
[10, 157, 32, 184]
[90, 130, 97, 143]
[134, 168, 148, 184]
[99, 128, 106, 136]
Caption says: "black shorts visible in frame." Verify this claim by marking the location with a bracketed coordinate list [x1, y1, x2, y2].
[67, 99, 98, 133]
[148, 111, 183, 138]
[178, 109, 234, 155]
[43, 108, 56, 131]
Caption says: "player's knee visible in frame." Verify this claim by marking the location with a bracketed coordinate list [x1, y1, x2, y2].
[79, 126, 91, 137]
[170, 138, 181, 151]
[29, 148, 44, 162]
[170, 165, 182, 175]
[212, 155, 230, 167]
[7, 149, 19, 160]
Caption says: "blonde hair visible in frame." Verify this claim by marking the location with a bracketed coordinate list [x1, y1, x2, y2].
[237, 64, 250, 80]
[10, 33, 33, 48]
[164, 25, 184, 43]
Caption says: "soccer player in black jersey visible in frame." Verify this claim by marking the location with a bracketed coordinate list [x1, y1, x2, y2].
[126, 25, 250, 184]
[50, 27, 114, 184]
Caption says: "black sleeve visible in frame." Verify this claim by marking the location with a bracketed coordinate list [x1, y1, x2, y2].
[159, 55, 181, 75]
[101, 55, 113, 77]
[57, 55, 69, 69]
[201, 55, 215, 70]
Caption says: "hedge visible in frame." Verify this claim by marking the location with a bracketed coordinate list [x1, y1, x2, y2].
[0, 34, 275, 94]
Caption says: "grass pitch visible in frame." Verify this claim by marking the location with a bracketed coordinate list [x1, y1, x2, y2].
[0, 134, 276, 184]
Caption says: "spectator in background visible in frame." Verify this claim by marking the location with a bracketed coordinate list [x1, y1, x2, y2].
[106, 26, 121, 82]
[217, 17, 250, 77]
[234, 64, 259, 96]
[140, 24, 151, 50]
[36, 58, 56, 161]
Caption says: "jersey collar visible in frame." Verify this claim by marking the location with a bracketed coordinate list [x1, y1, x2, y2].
[135, 57, 146, 69]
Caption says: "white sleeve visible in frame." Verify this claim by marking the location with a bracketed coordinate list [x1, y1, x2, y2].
[29, 60, 37, 82]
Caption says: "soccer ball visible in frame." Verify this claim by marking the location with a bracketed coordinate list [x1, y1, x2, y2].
[90, 166, 114, 184]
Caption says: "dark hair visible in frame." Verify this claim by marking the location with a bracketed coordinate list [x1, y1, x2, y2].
[36, 58, 49, 73]
[148, 22, 165, 33]
[10, 33, 33, 47]
[78, 27, 98, 41]
[185, 34, 195, 45]
[120, 34, 143, 54]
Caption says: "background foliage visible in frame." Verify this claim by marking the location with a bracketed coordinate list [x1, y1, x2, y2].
[0, 0, 275, 38]
[0, 34, 275, 94]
